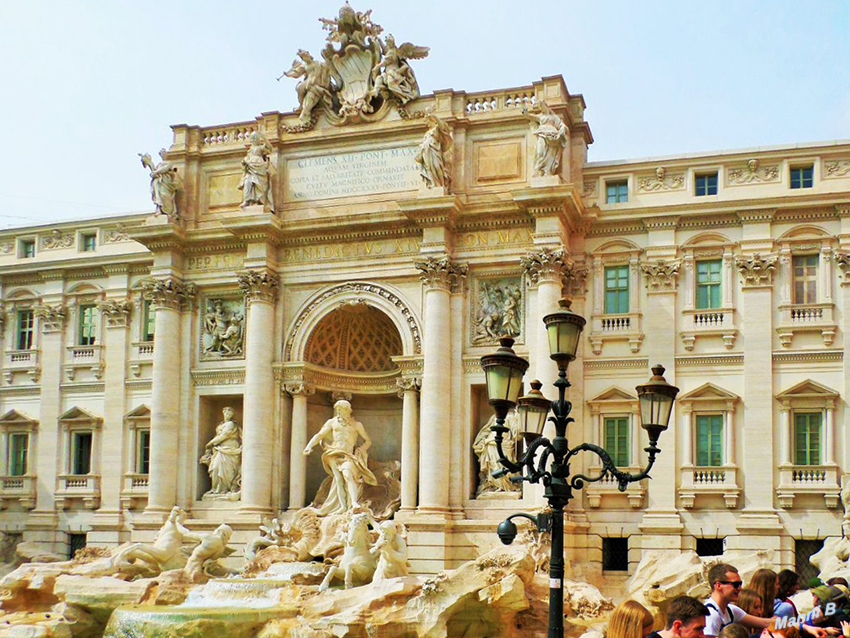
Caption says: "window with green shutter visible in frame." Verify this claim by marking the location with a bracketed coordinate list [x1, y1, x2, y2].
[142, 300, 156, 342]
[604, 266, 629, 315]
[696, 414, 724, 467]
[603, 417, 629, 467]
[8, 433, 28, 476]
[696, 260, 722, 309]
[78, 305, 97, 346]
[137, 429, 151, 475]
[794, 412, 822, 465]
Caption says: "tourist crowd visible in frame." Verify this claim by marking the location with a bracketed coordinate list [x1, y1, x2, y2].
[607, 564, 850, 638]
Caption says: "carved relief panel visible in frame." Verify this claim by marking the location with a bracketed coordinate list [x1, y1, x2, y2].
[199, 294, 245, 361]
[470, 275, 524, 346]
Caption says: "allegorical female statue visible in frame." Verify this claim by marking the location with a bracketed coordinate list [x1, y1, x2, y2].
[200, 407, 242, 499]
[239, 132, 274, 209]
[415, 111, 453, 190]
[139, 149, 180, 219]
[524, 101, 568, 177]
[473, 408, 521, 496]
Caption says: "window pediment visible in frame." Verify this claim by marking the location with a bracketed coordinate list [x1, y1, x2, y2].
[678, 382, 739, 406]
[588, 386, 638, 413]
[0, 409, 38, 431]
[58, 406, 102, 429]
[777, 379, 838, 409]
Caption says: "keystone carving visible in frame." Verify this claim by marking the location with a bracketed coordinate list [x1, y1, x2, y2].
[237, 270, 279, 304]
[142, 277, 196, 310]
[637, 167, 684, 192]
[520, 246, 568, 286]
[735, 253, 778, 287]
[641, 259, 680, 291]
[414, 256, 467, 292]
[33, 304, 67, 332]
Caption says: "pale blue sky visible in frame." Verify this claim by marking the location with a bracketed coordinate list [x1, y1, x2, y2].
[0, 1, 848, 228]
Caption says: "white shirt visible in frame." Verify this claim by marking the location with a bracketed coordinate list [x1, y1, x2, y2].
[704, 599, 746, 637]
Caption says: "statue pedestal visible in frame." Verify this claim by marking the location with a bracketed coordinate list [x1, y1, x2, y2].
[418, 185, 448, 197]
[529, 175, 562, 188]
[240, 203, 269, 215]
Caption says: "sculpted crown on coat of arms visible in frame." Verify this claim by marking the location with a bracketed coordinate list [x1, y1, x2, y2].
[279, 3, 429, 129]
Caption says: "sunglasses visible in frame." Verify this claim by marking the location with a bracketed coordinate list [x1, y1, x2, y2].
[718, 580, 743, 588]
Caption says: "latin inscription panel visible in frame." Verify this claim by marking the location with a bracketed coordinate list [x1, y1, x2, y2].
[286, 146, 420, 202]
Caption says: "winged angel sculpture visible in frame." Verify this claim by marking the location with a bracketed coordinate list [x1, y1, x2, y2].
[279, 4, 428, 127]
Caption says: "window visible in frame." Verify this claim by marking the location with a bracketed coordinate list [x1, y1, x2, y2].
[696, 537, 725, 557]
[793, 255, 817, 305]
[141, 300, 155, 342]
[795, 539, 824, 586]
[137, 429, 151, 474]
[20, 240, 35, 259]
[81, 233, 96, 252]
[794, 412, 821, 466]
[603, 417, 629, 467]
[8, 433, 28, 476]
[696, 260, 722, 309]
[696, 414, 724, 467]
[71, 431, 93, 475]
[602, 537, 629, 571]
[790, 165, 814, 189]
[606, 180, 628, 204]
[604, 265, 629, 314]
[16, 310, 34, 350]
[78, 305, 97, 346]
[68, 533, 87, 559]
[695, 172, 718, 196]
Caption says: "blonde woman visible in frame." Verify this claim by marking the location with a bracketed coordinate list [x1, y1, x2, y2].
[608, 600, 655, 638]
[748, 569, 778, 618]
[736, 588, 764, 618]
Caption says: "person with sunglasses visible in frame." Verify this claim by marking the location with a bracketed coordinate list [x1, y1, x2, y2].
[705, 564, 773, 637]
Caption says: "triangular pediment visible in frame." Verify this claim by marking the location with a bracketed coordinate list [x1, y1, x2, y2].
[776, 379, 839, 399]
[58, 406, 101, 422]
[124, 405, 150, 419]
[678, 382, 739, 403]
[588, 386, 637, 404]
[0, 409, 37, 425]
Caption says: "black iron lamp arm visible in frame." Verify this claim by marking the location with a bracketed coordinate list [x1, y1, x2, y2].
[564, 442, 660, 492]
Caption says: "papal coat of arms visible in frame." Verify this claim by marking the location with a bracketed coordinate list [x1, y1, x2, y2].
[279, 3, 429, 129]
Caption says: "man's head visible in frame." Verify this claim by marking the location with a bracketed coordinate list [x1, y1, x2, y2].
[707, 563, 742, 602]
[334, 400, 352, 418]
[665, 596, 708, 638]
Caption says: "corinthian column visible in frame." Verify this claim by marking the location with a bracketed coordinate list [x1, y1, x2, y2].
[521, 247, 569, 401]
[396, 377, 421, 511]
[285, 382, 315, 510]
[143, 278, 195, 513]
[415, 256, 466, 514]
[238, 270, 279, 514]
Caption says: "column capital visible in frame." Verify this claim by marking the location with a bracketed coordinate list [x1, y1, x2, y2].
[641, 259, 681, 292]
[414, 255, 467, 292]
[520, 246, 569, 287]
[33, 303, 66, 333]
[238, 269, 279, 304]
[97, 299, 133, 328]
[735, 253, 778, 288]
[396, 377, 421, 398]
[564, 263, 589, 297]
[142, 277, 196, 310]
[836, 252, 850, 286]
[330, 390, 353, 403]
[285, 383, 315, 397]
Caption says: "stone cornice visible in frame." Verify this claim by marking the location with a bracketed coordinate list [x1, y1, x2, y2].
[736, 208, 776, 224]
[191, 368, 245, 387]
[511, 183, 583, 232]
[642, 215, 680, 231]
[397, 195, 463, 229]
[221, 212, 284, 246]
[128, 221, 186, 253]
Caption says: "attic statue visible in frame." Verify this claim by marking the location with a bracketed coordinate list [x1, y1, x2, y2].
[523, 101, 568, 177]
[239, 132, 275, 210]
[139, 149, 180, 220]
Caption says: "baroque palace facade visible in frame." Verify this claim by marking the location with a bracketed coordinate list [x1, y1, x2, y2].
[1, 70, 850, 580]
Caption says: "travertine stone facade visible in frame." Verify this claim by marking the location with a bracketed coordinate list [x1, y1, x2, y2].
[1, 74, 849, 584]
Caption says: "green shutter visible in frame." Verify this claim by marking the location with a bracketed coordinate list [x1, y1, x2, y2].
[794, 413, 822, 465]
[696, 260, 722, 310]
[604, 417, 629, 467]
[696, 415, 724, 467]
[604, 266, 629, 314]
[8, 434, 27, 476]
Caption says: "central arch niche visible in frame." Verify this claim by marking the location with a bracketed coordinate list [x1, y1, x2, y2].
[300, 303, 405, 507]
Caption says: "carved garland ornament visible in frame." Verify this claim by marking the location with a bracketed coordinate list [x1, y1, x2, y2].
[238, 270, 279, 304]
[284, 282, 422, 360]
[520, 246, 569, 286]
[97, 299, 133, 328]
[641, 259, 680, 291]
[142, 277, 196, 310]
[414, 256, 467, 292]
[33, 304, 67, 332]
[42, 230, 74, 250]
[735, 253, 778, 287]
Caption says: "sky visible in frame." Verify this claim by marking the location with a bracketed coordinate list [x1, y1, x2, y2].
[0, 0, 848, 228]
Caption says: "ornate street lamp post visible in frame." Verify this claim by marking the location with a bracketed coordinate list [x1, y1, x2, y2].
[480, 299, 679, 638]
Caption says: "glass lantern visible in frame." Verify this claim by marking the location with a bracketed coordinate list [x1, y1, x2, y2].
[635, 364, 679, 443]
[542, 298, 586, 369]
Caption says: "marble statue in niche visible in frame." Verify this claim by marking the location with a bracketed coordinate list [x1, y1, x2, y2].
[472, 278, 523, 345]
[139, 149, 180, 220]
[239, 132, 275, 209]
[202, 298, 244, 358]
[200, 407, 242, 500]
[524, 101, 568, 177]
[303, 399, 378, 515]
[474, 408, 521, 496]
